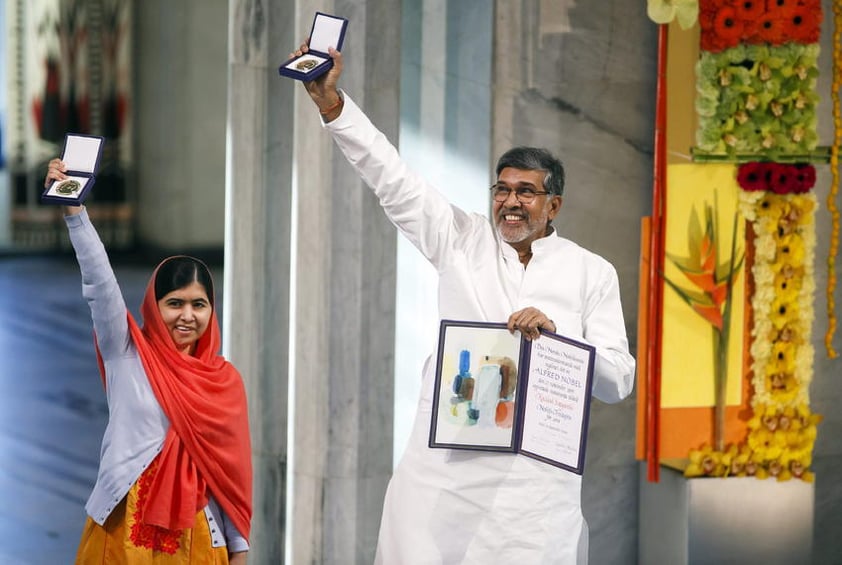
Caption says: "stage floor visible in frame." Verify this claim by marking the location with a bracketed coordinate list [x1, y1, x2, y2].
[0, 254, 151, 564]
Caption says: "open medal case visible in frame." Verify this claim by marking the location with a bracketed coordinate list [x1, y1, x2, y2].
[41, 133, 105, 205]
[278, 12, 348, 81]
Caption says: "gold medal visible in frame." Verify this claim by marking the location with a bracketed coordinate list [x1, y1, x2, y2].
[56, 180, 81, 195]
[296, 58, 318, 71]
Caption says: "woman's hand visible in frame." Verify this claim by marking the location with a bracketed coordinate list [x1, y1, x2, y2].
[507, 307, 557, 341]
[229, 551, 248, 565]
[45, 158, 67, 187]
[45, 158, 83, 216]
[289, 41, 344, 121]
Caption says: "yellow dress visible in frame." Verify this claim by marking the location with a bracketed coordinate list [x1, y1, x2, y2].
[75, 460, 230, 564]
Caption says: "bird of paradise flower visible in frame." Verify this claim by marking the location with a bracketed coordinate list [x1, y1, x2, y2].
[663, 194, 745, 452]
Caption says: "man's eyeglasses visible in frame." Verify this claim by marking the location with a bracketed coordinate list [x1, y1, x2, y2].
[490, 185, 552, 203]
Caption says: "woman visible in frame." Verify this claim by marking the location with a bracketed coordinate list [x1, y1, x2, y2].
[45, 159, 252, 564]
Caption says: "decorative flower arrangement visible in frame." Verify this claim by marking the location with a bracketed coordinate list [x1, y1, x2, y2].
[647, 0, 700, 29]
[699, 0, 822, 53]
[826, 0, 842, 358]
[643, 0, 831, 483]
[687, 402, 820, 481]
[736, 162, 816, 194]
[685, 186, 822, 481]
[695, 43, 820, 159]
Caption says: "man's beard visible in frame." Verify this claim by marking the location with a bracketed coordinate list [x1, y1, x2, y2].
[495, 211, 545, 244]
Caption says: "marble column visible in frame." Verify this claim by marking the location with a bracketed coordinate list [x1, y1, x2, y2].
[226, 0, 295, 562]
[291, 1, 400, 561]
[135, 0, 229, 250]
[226, 1, 400, 563]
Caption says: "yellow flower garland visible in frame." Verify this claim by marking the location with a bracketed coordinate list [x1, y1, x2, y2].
[686, 190, 821, 481]
[740, 191, 816, 407]
[827, 0, 842, 358]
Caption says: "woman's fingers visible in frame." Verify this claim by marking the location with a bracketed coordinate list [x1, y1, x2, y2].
[289, 40, 310, 59]
[44, 159, 68, 187]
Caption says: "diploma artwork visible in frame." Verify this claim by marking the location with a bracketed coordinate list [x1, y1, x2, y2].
[429, 319, 596, 474]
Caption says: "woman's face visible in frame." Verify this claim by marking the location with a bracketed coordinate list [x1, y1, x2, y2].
[156, 281, 212, 354]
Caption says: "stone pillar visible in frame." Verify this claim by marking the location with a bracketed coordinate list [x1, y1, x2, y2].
[290, 1, 399, 562]
[226, 0, 296, 561]
[226, 1, 399, 563]
[135, 0, 229, 250]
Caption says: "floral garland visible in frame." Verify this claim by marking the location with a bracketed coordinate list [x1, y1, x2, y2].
[696, 43, 820, 158]
[686, 172, 822, 481]
[699, 0, 822, 53]
[646, 0, 829, 481]
[827, 0, 842, 358]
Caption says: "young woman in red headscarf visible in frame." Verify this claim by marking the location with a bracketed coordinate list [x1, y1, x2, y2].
[45, 158, 253, 564]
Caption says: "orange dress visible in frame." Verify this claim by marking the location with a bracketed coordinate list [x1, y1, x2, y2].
[75, 460, 230, 564]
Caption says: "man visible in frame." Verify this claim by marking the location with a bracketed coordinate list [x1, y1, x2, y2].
[294, 43, 635, 565]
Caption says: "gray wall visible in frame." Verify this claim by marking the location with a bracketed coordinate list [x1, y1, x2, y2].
[133, 0, 228, 250]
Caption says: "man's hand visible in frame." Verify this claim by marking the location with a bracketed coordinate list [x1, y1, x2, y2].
[290, 41, 344, 121]
[507, 307, 556, 341]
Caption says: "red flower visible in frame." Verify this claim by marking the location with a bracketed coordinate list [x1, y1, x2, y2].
[701, 32, 731, 53]
[748, 13, 787, 44]
[786, 7, 822, 43]
[764, 0, 799, 19]
[700, 0, 728, 14]
[737, 162, 770, 191]
[735, 0, 765, 20]
[713, 7, 745, 43]
[699, 8, 718, 30]
[769, 163, 797, 194]
[791, 164, 816, 193]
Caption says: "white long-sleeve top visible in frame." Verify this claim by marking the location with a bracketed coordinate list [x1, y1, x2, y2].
[325, 94, 635, 564]
[66, 209, 247, 552]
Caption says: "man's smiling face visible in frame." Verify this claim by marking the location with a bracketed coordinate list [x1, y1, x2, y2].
[492, 167, 562, 255]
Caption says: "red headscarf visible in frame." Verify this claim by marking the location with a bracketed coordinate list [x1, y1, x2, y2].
[103, 256, 252, 541]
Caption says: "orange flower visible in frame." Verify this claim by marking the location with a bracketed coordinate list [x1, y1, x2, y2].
[713, 6, 745, 43]
[749, 14, 787, 44]
[667, 197, 744, 452]
[665, 199, 744, 337]
[787, 7, 822, 43]
[735, 0, 765, 20]
[692, 303, 725, 330]
[764, 0, 799, 19]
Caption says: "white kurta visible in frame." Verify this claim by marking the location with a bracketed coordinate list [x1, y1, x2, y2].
[325, 94, 636, 565]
